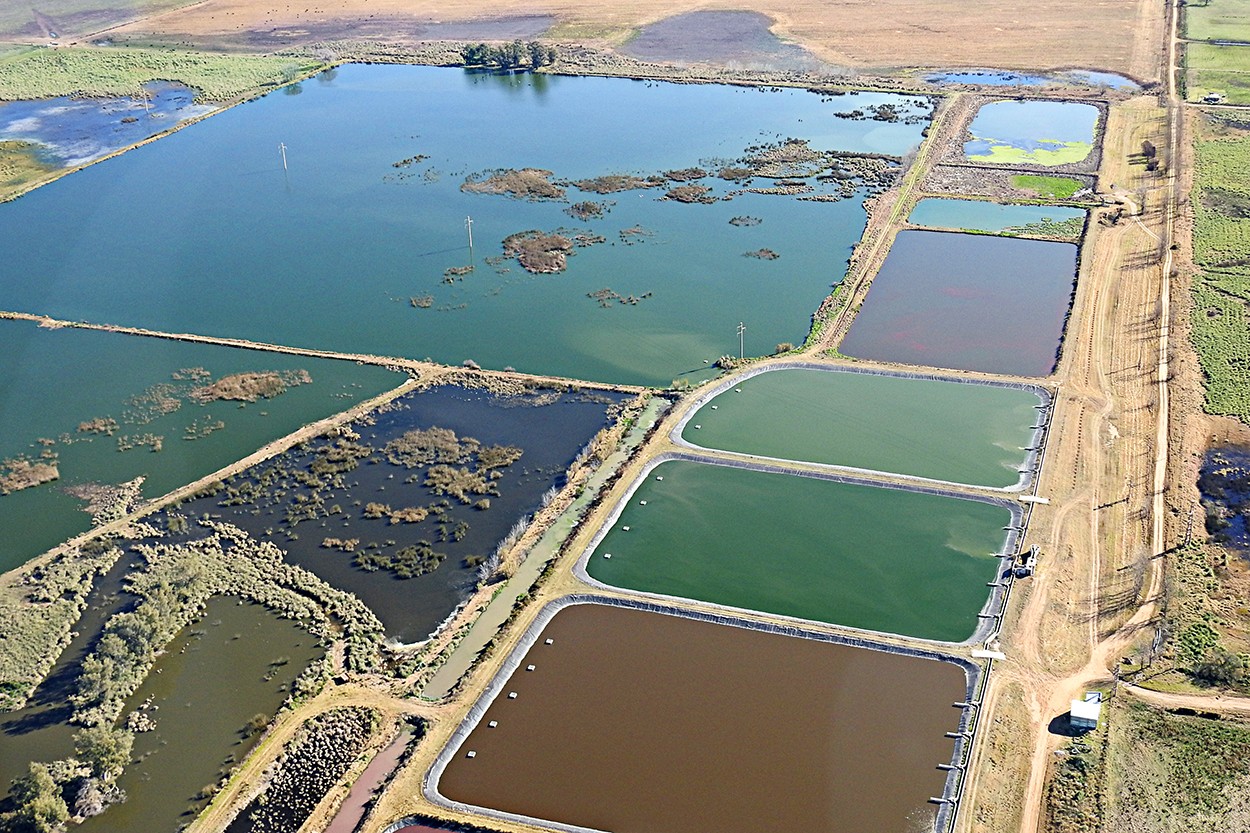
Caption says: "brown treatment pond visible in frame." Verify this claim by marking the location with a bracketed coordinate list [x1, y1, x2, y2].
[433, 601, 970, 833]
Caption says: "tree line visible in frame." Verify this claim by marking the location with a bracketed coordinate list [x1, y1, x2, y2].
[460, 41, 557, 70]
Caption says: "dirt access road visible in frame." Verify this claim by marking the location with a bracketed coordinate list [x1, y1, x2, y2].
[78, 0, 1166, 81]
[957, 5, 1184, 831]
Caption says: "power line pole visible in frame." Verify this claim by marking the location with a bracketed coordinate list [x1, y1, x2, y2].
[465, 215, 474, 261]
[737, 322, 746, 360]
[278, 142, 288, 171]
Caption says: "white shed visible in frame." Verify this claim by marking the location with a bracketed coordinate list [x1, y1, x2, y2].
[1070, 691, 1103, 730]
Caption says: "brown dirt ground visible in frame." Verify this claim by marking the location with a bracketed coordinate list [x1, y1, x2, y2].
[957, 92, 1173, 833]
[83, 0, 1166, 81]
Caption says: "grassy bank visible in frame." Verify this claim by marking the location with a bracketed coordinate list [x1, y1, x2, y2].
[1186, 0, 1250, 43]
[0, 141, 54, 191]
[1105, 698, 1250, 831]
[1186, 43, 1250, 104]
[1135, 542, 1250, 693]
[1191, 116, 1250, 422]
[0, 46, 323, 102]
[1011, 174, 1086, 199]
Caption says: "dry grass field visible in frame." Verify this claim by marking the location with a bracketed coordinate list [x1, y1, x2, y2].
[57, 0, 1169, 81]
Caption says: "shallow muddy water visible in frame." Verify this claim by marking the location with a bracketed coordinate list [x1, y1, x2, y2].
[76, 598, 320, 833]
[909, 198, 1085, 236]
[926, 69, 1137, 90]
[0, 82, 214, 167]
[437, 602, 966, 833]
[621, 11, 826, 71]
[839, 230, 1078, 377]
[682, 367, 1042, 487]
[0, 319, 401, 573]
[586, 459, 1012, 641]
[0, 64, 931, 385]
[171, 385, 622, 642]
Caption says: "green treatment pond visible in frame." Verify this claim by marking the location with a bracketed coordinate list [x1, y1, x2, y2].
[681, 367, 1043, 488]
[586, 460, 1012, 641]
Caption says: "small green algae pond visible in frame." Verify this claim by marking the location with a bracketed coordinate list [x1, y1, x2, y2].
[680, 367, 1045, 488]
[584, 459, 1014, 642]
[963, 100, 1100, 166]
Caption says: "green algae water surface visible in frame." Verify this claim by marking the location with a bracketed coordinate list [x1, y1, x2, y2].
[681, 367, 1044, 488]
[585, 459, 1013, 641]
[0, 65, 930, 386]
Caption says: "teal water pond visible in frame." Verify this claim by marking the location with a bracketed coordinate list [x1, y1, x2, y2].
[0, 65, 931, 386]
[681, 367, 1043, 488]
[0, 319, 401, 572]
[909, 198, 1085, 236]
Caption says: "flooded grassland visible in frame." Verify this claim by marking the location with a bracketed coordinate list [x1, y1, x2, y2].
[167, 384, 626, 642]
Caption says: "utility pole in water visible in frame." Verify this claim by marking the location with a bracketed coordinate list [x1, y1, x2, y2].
[737, 321, 746, 360]
[465, 215, 474, 261]
[278, 142, 288, 171]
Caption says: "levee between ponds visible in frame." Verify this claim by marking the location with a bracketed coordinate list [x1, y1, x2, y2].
[422, 593, 980, 833]
[672, 361, 1055, 494]
[573, 451, 1023, 647]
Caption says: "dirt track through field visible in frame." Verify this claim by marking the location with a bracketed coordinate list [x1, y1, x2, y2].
[59, 0, 1166, 81]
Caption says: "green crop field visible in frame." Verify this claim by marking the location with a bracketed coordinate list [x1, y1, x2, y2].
[0, 46, 322, 102]
[1010, 174, 1086, 199]
[1186, 43, 1250, 104]
[1185, 0, 1250, 43]
[1191, 122, 1250, 422]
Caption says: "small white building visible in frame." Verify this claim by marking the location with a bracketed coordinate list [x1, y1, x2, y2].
[1070, 691, 1103, 731]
